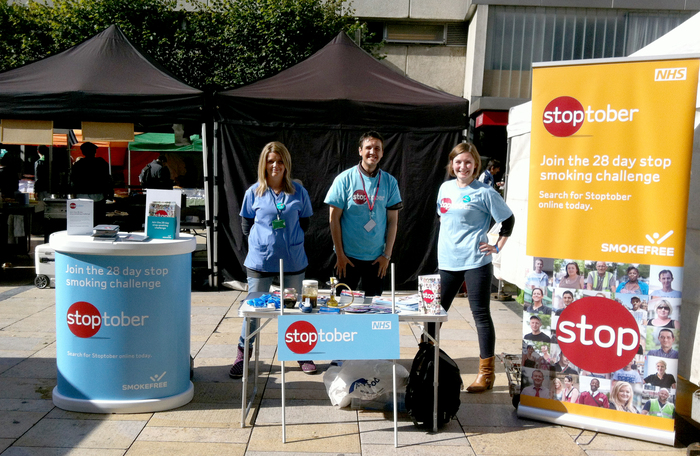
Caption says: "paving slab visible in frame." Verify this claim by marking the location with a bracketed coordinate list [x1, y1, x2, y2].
[464, 426, 586, 455]
[2, 448, 125, 456]
[125, 441, 246, 456]
[0, 411, 49, 438]
[0, 377, 55, 400]
[14, 418, 147, 449]
[255, 398, 358, 424]
[1, 358, 57, 379]
[358, 412, 468, 446]
[247, 422, 360, 454]
[147, 402, 242, 428]
[578, 431, 689, 452]
[136, 425, 251, 443]
[362, 443, 476, 455]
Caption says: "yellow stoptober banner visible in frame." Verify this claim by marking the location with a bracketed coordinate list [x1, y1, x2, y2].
[520, 57, 699, 446]
[528, 58, 698, 267]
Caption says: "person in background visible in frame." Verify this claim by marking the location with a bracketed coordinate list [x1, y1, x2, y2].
[551, 377, 565, 401]
[522, 345, 539, 368]
[646, 299, 680, 329]
[651, 270, 681, 298]
[641, 388, 674, 418]
[478, 159, 503, 191]
[33, 146, 49, 203]
[140, 154, 173, 189]
[647, 329, 679, 359]
[521, 369, 550, 398]
[608, 381, 638, 413]
[558, 262, 585, 289]
[525, 287, 552, 314]
[644, 359, 676, 389]
[577, 378, 609, 408]
[586, 261, 615, 293]
[612, 361, 642, 384]
[229, 142, 315, 377]
[553, 353, 578, 375]
[563, 375, 580, 403]
[69, 142, 113, 224]
[525, 258, 548, 289]
[324, 131, 402, 297]
[524, 315, 551, 343]
[616, 266, 648, 295]
[555, 290, 575, 316]
[433, 142, 515, 393]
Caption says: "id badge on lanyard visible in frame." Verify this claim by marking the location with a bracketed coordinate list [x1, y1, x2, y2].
[271, 191, 287, 230]
[358, 166, 381, 232]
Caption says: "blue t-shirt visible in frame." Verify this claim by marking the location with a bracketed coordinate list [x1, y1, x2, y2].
[240, 181, 313, 273]
[612, 368, 642, 383]
[324, 166, 402, 261]
[651, 289, 682, 298]
[437, 179, 513, 271]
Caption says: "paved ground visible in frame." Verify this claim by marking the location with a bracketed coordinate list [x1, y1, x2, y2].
[0, 244, 694, 455]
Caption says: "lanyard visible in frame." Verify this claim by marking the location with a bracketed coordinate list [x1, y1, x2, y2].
[357, 165, 381, 213]
[268, 188, 287, 219]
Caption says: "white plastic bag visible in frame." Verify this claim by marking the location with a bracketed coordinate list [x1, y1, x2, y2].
[322, 360, 409, 407]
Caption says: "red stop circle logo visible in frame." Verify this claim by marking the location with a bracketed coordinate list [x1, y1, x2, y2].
[352, 190, 367, 205]
[423, 289, 435, 303]
[66, 301, 102, 338]
[70, 202, 76, 209]
[543, 96, 585, 137]
[285, 320, 318, 354]
[438, 198, 451, 214]
[557, 297, 638, 373]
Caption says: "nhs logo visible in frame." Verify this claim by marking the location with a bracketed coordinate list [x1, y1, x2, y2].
[655, 68, 687, 81]
[372, 321, 392, 330]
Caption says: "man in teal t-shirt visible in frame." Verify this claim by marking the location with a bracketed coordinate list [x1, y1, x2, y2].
[324, 131, 402, 296]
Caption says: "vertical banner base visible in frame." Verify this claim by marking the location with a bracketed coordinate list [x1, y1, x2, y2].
[517, 405, 675, 446]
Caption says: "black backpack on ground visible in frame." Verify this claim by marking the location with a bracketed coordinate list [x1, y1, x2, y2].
[405, 342, 463, 428]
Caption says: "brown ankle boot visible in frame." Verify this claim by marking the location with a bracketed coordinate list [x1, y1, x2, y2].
[466, 356, 495, 393]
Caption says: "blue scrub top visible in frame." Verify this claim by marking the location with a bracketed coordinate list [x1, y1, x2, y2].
[241, 181, 313, 272]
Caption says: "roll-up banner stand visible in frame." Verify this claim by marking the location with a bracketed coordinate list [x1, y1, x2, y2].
[520, 56, 699, 445]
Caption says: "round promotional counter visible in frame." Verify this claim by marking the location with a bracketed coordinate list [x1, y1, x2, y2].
[50, 231, 196, 413]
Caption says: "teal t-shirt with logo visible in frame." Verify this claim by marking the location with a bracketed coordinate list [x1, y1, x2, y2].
[437, 179, 512, 271]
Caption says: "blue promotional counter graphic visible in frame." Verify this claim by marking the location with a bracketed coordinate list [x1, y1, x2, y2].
[278, 314, 400, 361]
[50, 231, 196, 413]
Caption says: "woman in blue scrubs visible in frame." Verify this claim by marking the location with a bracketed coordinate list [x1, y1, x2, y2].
[229, 142, 315, 377]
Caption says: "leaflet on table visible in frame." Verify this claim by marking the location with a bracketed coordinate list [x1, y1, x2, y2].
[66, 199, 93, 235]
[146, 201, 177, 239]
[144, 189, 181, 239]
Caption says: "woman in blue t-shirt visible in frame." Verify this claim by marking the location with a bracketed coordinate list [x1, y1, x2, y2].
[432, 143, 515, 393]
[229, 142, 315, 378]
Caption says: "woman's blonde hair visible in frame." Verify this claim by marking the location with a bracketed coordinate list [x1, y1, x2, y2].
[610, 381, 634, 412]
[656, 359, 667, 369]
[255, 142, 295, 197]
[446, 142, 481, 179]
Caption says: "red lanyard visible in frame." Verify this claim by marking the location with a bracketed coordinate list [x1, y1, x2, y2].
[357, 165, 381, 213]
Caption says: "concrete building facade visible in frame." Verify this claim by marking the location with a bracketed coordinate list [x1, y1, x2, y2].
[352, 0, 698, 160]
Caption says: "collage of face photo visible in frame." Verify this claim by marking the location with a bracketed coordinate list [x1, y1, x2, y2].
[521, 258, 681, 419]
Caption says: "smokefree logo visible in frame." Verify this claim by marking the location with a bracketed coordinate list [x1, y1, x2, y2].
[557, 297, 639, 373]
[542, 96, 640, 137]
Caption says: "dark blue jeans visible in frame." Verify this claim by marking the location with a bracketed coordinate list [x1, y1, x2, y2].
[340, 257, 384, 297]
[428, 263, 495, 359]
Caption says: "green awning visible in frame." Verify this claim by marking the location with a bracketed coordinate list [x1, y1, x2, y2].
[128, 132, 202, 152]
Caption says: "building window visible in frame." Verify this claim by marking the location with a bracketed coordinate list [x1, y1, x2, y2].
[385, 23, 446, 44]
[483, 6, 694, 99]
